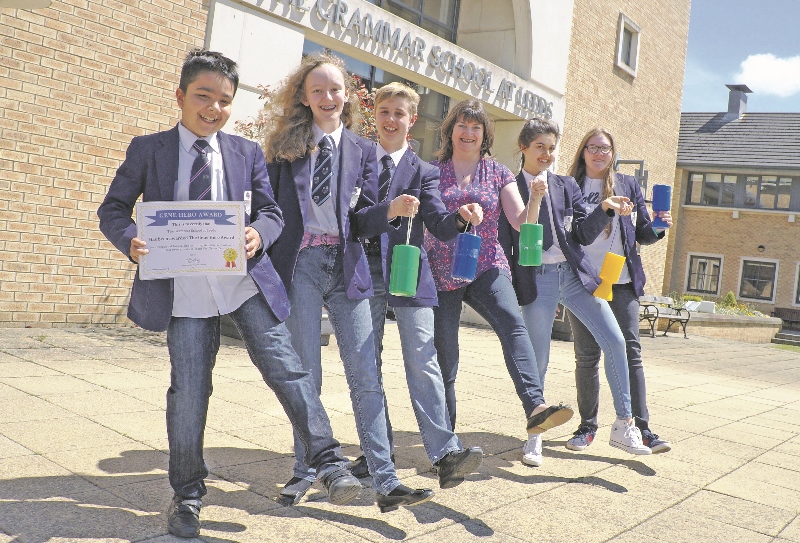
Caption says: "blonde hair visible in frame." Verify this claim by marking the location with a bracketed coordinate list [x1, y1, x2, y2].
[374, 82, 420, 116]
[569, 127, 618, 237]
[263, 52, 361, 163]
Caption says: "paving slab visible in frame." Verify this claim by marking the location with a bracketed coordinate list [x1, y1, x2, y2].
[0, 326, 797, 542]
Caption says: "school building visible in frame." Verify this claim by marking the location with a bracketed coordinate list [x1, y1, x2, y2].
[664, 84, 800, 317]
[0, 0, 690, 327]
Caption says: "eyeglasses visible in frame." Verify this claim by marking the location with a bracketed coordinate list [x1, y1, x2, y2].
[584, 145, 613, 155]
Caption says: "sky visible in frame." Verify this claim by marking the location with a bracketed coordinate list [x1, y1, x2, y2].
[681, 0, 800, 113]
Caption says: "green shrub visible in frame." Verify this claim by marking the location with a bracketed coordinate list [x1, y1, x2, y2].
[681, 294, 703, 302]
[720, 291, 737, 308]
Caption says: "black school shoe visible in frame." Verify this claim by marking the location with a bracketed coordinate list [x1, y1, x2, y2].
[348, 453, 396, 479]
[320, 468, 362, 505]
[376, 484, 434, 513]
[167, 495, 201, 538]
[277, 476, 314, 506]
[526, 404, 574, 434]
[436, 447, 483, 489]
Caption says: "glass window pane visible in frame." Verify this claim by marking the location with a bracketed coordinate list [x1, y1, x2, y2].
[776, 178, 792, 210]
[744, 176, 759, 208]
[703, 173, 721, 205]
[622, 28, 633, 66]
[721, 175, 737, 206]
[739, 260, 776, 300]
[687, 255, 722, 294]
[421, 18, 454, 40]
[796, 265, 800, 305]
[390, 0, 423, 10]
[423, 0, 457, 26]
[688, 174, 703, 204]
[760, 176, 777, 209]
[384, 2, 420, 26]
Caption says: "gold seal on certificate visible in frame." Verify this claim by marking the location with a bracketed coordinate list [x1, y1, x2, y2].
[136, 201, 247, 280]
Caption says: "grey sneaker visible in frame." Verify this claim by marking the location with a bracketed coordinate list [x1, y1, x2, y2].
[641, 429, 672, 453]
[565, 425, 596, 451]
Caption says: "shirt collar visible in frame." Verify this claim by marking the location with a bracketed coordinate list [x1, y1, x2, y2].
[312, 122, 344, 149]
[377, 143, 408, 166]
[178, 122, 220, 154]
[521, 168, 548, 183]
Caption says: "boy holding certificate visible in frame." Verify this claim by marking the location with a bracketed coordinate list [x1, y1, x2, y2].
[97, 49, 360, 539]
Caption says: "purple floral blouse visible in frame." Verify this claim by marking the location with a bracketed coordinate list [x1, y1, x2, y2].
[424, 157, 515, 291]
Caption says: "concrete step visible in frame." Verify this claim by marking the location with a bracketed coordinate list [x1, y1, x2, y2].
[772, 337, 800, 347]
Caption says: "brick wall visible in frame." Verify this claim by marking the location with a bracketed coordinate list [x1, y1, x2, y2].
[0, 0, 206, 327]
[561, 0, 691, 295]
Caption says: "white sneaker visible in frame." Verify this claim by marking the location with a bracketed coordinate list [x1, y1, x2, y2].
[522, 434, 543, 466]
[609, 419, 651, 455]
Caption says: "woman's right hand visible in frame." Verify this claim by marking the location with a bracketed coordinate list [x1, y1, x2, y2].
[459, 203, 484, 226]
[601, 195, 633, 215]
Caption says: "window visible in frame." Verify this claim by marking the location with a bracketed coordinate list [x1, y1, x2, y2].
[795, 263, 800, 306]
[686, 254, 722, 295]
[739, 259, 778, 302]
[685, 172, 800, 211]
[615, 14, 640, 77]
[375, 0, 460, 42]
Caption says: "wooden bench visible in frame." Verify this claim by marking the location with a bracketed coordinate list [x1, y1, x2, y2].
[639, 295, 691, 338]
[772, 307, 800, 331]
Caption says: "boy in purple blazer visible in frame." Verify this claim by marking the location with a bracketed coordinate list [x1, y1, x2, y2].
[97, 50, 359, 538]
[353, 82, 484, 487]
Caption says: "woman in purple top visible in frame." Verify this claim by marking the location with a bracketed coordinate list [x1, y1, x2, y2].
[424, 100, 573, 443]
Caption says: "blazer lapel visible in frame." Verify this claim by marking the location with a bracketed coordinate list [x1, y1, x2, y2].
[217, 132, 245, 202]
[291, 155, 311, 225]
[547, 171, 565, 243]
[155, 126, 180, 201]
[389, 148, 417, 198]
[337, 130, 362, 227]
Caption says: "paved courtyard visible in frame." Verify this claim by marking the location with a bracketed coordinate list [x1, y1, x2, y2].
[0, 323, 799, 542]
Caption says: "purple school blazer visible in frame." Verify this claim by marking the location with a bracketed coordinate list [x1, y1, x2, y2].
[266, 127, 381, 300]
[498, 170, 614, 306]
[360, 147, 462, 307]
[98, 125, 289, 332]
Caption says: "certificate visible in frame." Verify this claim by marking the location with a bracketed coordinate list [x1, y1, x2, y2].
[136, 201, 247, 280]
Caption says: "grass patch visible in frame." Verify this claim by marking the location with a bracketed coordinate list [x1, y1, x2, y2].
[772, 343, 800, 353]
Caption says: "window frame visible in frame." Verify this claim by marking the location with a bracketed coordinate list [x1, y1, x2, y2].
[378, 0, 460, 43]
[794, 262, 800, 307]
[737, 257, 779, 304]
[685, 171, 800, 212]
[684, 253, 724, 296]
[615, 13, 640, 77]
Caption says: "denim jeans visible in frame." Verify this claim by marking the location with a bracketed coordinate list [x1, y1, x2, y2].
[286, 245, 400, 495]
[520, 262, 632, 420]
[434, 268, 545, 430]
[567, 282, 649, 430]
[368, 249, 463, 462]
[166, 293, 348, 499]
[367, 251, 394, 450]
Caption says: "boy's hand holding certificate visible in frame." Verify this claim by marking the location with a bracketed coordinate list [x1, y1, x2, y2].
[136, 201, 247, 279]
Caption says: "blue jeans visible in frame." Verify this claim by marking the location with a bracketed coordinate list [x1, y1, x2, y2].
[520, 262, 632, 420]
[434, 268, 545, 430]
[367, 252, 394, 450]
[286, 245, 399, 495]
[166, 294, 348, 499]
[568, 282, 650, 430]
[368, 252, 463, 463]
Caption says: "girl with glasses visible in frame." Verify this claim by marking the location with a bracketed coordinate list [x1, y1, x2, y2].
[563, 128, 672, 454]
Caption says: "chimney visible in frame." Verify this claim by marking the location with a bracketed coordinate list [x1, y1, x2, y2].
[724, 84, 752, 120]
